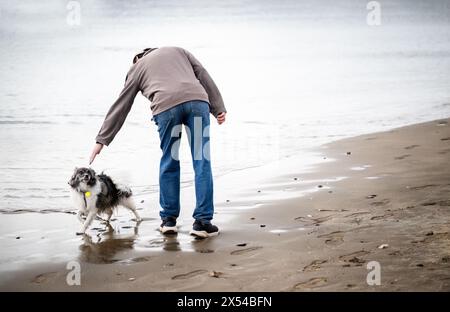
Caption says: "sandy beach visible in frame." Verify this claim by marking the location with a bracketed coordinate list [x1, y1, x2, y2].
[1, 118, 449, 291]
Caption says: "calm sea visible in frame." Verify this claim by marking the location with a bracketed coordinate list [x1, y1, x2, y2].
[0, 0, 449, 212]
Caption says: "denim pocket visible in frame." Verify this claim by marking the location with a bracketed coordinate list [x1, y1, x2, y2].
[192, 101, 210, 116]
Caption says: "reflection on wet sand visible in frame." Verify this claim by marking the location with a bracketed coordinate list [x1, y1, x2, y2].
[78, 220, 219, 263]
[79, 224, 139, 264]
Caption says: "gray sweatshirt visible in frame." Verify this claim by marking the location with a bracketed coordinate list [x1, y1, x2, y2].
[95, 46, 226, 146]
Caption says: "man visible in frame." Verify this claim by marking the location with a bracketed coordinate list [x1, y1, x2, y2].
[89, 47, 227, 238]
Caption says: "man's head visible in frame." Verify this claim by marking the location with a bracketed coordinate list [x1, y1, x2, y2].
[133, 48, 157, 64]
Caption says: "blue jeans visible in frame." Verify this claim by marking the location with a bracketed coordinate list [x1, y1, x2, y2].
[152, 100, 214, 223]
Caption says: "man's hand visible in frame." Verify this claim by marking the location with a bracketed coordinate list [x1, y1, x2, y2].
[216, 112, 226, 125]
[89, 143, 104, 165]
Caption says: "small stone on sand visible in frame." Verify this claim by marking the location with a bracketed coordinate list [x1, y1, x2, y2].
[378, 244, 389, 249]
[209, 271, 224, 278]
[260, 224, 266, 228]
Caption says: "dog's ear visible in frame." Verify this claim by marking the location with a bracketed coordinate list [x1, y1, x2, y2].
[68, 173, 76, 186]
[88, 168, 96, 176]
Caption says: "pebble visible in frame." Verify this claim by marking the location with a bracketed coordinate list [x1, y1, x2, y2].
[378, 244, 389, 249]
[209, 271, 224, 278]
[260, 224, 266, 228]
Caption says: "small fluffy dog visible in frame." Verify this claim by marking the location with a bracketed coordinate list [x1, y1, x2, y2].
[68, 167, 142, 235]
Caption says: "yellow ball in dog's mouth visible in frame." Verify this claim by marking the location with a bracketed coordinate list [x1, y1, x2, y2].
[85, 191, 91, 198]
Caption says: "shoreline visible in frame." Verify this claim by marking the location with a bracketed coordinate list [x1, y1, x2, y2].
[1, 117, 450, 291]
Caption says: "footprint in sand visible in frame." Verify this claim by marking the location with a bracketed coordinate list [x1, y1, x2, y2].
[370, 199, 390, 207]
[294, 277, 327, 289]
[404, 145, 420, 150]
[171, 269, 208, 280]
[410, 184, 438, 190]
[370, 213, 394, 221]
[339, 250, 370, 266]
[394, 154, 411, 160]
[421, 200, 450, 207]
[295, 215, 334, 226]
[31, 272, 58, 284]
[345, 211, 370, 218]
[130, 256, 153, 263]
[318, 231, 345, 246]
[303, 260, 328, 272]
[230, 246, 263, 255]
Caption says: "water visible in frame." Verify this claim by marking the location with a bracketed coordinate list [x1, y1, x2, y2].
[0, 0, 449, 212]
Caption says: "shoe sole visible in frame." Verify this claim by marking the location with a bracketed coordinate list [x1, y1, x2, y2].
[160, 226, 178, 235]
[189, 229, 219, 238]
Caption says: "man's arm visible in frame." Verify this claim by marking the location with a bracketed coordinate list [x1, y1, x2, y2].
[182, 48, 227, 117]
[95, 67, 140, 146]
[89, 66, 140, 164]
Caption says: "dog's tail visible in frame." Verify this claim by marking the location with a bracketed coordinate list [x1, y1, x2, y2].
[116, 184, 133, 198]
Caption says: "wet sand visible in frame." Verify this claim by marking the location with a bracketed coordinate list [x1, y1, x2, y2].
[1, 118, 450, 291]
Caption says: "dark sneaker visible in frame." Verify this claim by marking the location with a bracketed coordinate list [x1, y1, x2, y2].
[189, 220, 219, 238]
[159, 217, 177, 234]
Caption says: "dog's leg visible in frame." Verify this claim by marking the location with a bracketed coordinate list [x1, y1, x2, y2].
[77, 209, 97, 235]
[120, 197, 142, 222]
[105, 209, 113, 223]
[77, 194, 99, 235]
[76, 211, 85, 224]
